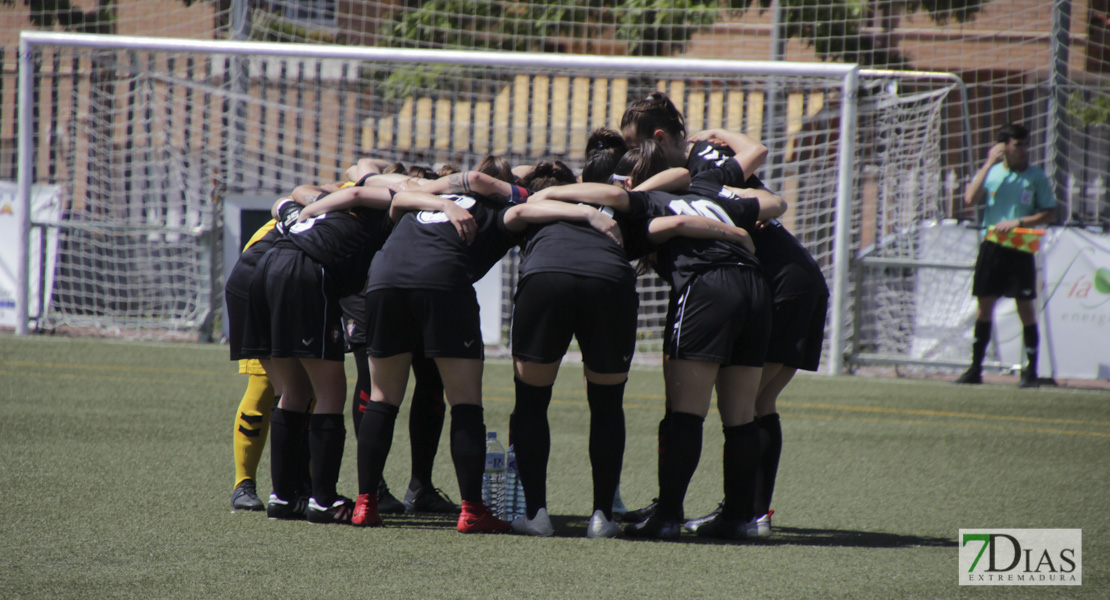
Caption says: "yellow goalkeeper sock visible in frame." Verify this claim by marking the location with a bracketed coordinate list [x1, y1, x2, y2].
[234, 374, 275, 489]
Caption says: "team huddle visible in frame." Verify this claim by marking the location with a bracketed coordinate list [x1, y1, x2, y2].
[226, 92, 829, 540]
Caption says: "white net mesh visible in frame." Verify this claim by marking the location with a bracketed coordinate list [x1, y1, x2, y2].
[9, 0, 1103, 371]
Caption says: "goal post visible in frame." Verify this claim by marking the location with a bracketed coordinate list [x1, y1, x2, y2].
[16, 30, 913, 374]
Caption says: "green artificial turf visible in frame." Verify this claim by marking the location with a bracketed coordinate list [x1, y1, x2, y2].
[1, 334, 1106, 599]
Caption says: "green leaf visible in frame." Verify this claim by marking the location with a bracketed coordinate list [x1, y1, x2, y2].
[1095, 267, 1110, 295]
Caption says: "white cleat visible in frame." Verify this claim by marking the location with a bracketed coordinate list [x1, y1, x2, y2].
[511, 507, 554, 537]
[753, 509, 774, 538]
[586, 509, 621, 539]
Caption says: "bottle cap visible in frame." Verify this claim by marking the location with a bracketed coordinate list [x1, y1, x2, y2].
[487, 431, 496, 439]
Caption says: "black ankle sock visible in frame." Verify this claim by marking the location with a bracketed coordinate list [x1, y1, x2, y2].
[356, 402, 399, 496]
[408, 354, 446, 491]
[722, 420, 760, 522]
[449, 404, 486, 503]
[587, 380, 625, 519]
[512, 378, 553, 518]
[754, 413, 782, 517]
[657, 411, 704, 522]
[308, 413, 346, 505]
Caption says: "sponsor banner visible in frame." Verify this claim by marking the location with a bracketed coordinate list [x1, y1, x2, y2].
[1038, 228, 1110, 379]
[0, 182, 63, 329]
[959, 529, 1082, 586]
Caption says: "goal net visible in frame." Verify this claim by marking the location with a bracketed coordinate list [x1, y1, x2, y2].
[15, 32, 958, 371]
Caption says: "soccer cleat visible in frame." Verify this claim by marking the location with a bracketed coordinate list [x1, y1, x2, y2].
[352, 493, 384, 527]
[753, 509, 774, 538]
[693, 513, 760, 540]
[621, 498, 658, 524]
[1019, 369, 1039, 389]
[267, 493, 309, 520]
[586, 510, 621, 539]
[954, 368, 983, 385]
[623, 513, 681, 540]
[511, 507, 554, 537]
[377, 482, 406, 514]
[404, 486, 460, 514]
[306, 496, 356, 524]
[231, 479, 265, 512]
[684, 503, 724, 533]
[457, 501, 511, 533]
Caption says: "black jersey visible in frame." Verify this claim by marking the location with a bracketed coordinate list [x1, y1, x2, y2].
[274, 200, 393, 297]
[626, 188, 761, 292]
[517, 205, 647, 289]
[367, 193, 520, 291]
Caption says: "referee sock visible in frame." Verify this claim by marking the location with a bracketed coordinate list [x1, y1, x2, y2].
[513, 378, 553, 519]
[722, 420, 760, 523]
[587, 380, 625, 520]
[409, 355, 446, 492]
[1022, 324, 1039, 377]
[233, 374, 274, 489]
[269, 407, 309, 501]
[356, 401, 399, 496]
[308, 413, 346, 505]
[970, 320, 992, 372]
[657, 411, 704, 522]
[449, 404, 486, 503]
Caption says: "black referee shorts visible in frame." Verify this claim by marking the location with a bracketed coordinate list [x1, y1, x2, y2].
[972, 240, 1037, 300]
[664, 267, 771, 367]
[511, 272, 639, 373]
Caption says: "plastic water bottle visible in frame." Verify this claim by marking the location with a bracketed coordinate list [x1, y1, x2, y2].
[482, 432, 507, 519]
[504, 445, 526, 521]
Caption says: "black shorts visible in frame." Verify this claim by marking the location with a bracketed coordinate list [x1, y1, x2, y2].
[340, 291, 368, 349]
[226, 244, 271, 361]
[364, 287, 484, 359]
[240, 246, 346, 361]
[511, 272, 639, 373]
[226, 262, 255, 361]
[972, 240, 1037, 300]
[764, 292, 828, 371]
[663, 267, 771, 367]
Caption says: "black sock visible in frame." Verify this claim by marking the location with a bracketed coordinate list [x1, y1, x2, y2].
[356, 402, 398, 496]
[655, 409, 672, 496]
[587, 380, 625, 519]
[657, 411, 703, 522]
[449, 404, 486, 503]
[350, 348, 371, 436]
[970, 320, 992, 371]
[721, 420, 760, 522]
[1022, 324, 1039, 376]
[308, 413, 346, 505]
[269, 407, 309, 500]
[408, 353, 446, 491]
[513, 378, 553, 519]
[753, 413, 782, 517]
